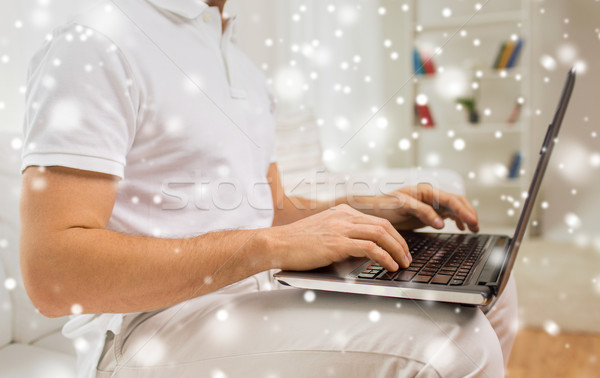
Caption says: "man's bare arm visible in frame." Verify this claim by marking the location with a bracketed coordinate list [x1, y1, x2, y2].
[268, 163, 478, 231]
[20, 166, 273, 317]
[21, 166, 411, 318]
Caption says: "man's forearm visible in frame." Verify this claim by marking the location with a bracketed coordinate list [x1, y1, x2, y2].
[271, 194, 346, 225]
[271, 189, 389, 225]
[22, 227, 271, 317]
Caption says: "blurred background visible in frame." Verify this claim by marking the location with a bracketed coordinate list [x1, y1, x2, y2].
[1, 0, 599, 376]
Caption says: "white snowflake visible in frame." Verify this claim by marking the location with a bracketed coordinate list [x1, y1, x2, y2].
[540, 54, 557, 71]
[10, 137, 22, 150]
[74, 337, 90, 353]
[543, 320, 560, 336]
[398, 138, 411, 151]
[453, 138, 466, 151]
[4, 278, 17, 291]
[31, 177, 47, 191]
[303, 290, 316, 303]
[368, 310, 381, 322]
[338, 5, 358, 25]
[376, 117, 388, 129]
[216, 309, 229, 321]
[71, 303, 83, 315]
[334, 116, 350, 131]
[48, 99, 82, 131]
[564, 213, 582, 229]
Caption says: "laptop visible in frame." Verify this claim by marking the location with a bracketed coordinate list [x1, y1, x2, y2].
[274, 68, 576, 306]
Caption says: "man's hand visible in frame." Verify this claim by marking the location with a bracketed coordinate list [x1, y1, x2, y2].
[268, 164, 478, 233]
[355, 184, 479, 233]
[264, 204, 411, 272]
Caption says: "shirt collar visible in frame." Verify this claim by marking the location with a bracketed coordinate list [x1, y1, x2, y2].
[146, 0, 209, 19]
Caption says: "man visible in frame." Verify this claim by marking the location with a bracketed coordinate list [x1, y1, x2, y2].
[20, 0, 517, 377]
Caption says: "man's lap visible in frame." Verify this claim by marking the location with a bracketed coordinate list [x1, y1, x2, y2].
[97, 275, 516, 377]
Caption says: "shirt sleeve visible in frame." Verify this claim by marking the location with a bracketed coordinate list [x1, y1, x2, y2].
[21, 23, 139, 179]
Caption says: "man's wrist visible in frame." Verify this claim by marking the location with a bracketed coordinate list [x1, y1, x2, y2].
[343, 194, 377, 216]
[254, 228, 285, 271]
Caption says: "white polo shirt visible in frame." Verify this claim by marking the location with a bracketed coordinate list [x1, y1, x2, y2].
[21, 0, 276, 376]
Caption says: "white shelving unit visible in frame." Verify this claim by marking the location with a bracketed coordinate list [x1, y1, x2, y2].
[407, 0, 532, 234]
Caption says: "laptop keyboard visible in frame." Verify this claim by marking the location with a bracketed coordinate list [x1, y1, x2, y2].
[357, 232, 488, 286]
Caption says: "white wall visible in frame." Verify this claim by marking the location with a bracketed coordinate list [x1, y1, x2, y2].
[0, 0, 97, 134]
[530, 0, 600, 243]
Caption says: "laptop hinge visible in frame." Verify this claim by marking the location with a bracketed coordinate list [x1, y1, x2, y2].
[486, 283, 500, 296]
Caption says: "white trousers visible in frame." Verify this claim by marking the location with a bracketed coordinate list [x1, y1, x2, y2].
[97, 272, 518, 378]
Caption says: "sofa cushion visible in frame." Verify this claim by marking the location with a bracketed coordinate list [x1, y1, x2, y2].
[275, 112, 326, 175]
[0, 343, 76, 378]
[31, 329, 77, 357]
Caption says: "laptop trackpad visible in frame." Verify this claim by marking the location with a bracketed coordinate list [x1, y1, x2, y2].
[316, 257, 369, 278]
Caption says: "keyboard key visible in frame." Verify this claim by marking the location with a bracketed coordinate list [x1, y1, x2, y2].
[378, 271, 397, 280]
[371, 232, 489, 285]
[412, 275, 432, 283]
[358, 272, 377, 279]
[394, 271, 417, 282]
[431, 275, 452, 285]
[417, 270, 435, 277]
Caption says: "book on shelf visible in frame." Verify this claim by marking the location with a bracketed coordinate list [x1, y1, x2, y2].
[492, 38, 523, 69]
[507, 151, 522, 179]
[414, 103, 435, 128]
[497, 41, 515, 69]
[413, 49, 436, 75]
[492, 42, 506, 69]
[506, 39, 523, 68]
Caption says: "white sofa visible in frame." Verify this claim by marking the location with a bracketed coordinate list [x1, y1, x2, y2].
[274, 111, 466, 201]
[0, 131, 77, 378]
[0, 118, 465, 377]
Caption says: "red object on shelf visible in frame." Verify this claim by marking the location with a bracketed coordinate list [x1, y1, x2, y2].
[415, 104, 435, 128]
[421, 53, 436, 75]
[507, 102, 522, 124]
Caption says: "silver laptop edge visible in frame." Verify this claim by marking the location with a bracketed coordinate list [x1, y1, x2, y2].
[274, 69, 577, 306]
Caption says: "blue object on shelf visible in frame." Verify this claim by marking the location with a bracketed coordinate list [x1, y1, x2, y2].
[413, 49, 425, 75]
[508, 151, 522, 179]
[506, 39, 523, 69]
